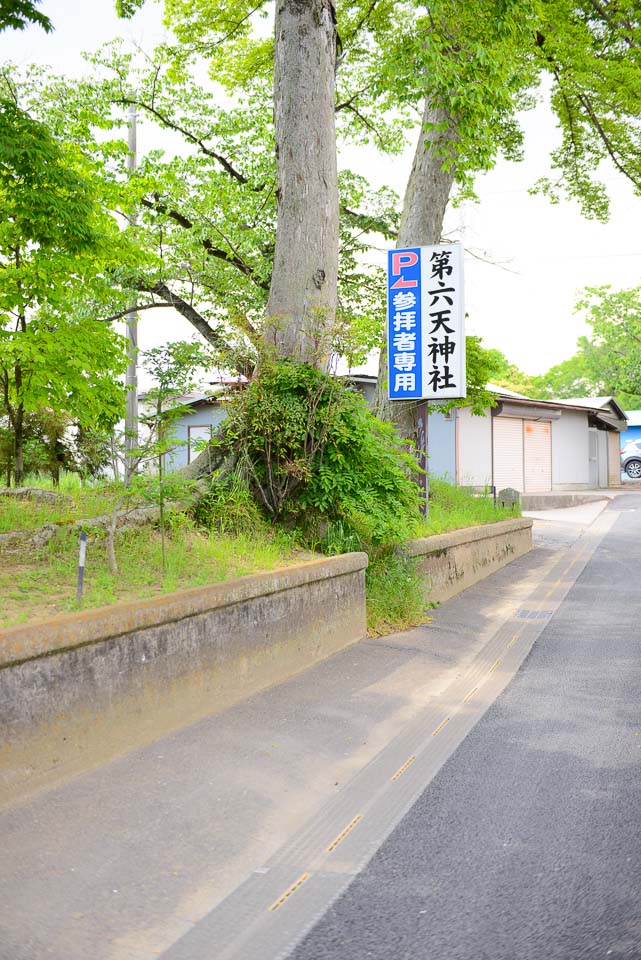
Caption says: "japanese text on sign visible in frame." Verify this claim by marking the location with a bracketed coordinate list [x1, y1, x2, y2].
[387, 244, 466, 402]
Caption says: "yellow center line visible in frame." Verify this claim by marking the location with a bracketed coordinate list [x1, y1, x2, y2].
[489, 658, 502, 674]
[391, 756, 416, 782]
[463, 686, 478, 703]
[326, 815, 363, 853]
[507, 635, 518, 649]
[432, 717, 450, 737]
[268, 872, 311, 912]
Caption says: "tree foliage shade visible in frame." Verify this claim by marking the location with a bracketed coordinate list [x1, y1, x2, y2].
[6, 0, 641, 493]
[0, 93, 136, 482]
[215, 360, 425, 549]
[0, 0, 52, 33]
[489, 287, 641, 410]
[534, 0, 641, 219]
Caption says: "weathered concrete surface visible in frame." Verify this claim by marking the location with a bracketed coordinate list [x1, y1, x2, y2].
[404, 516, 533, 603]
[521, 490, 613, 510]
[523, 499, 610, 526]
[0, 553, 367, 806]
[0, 531, 569, 960]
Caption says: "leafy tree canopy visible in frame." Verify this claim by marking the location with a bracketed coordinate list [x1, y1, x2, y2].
[0, 0, 52, 33]
[0, 89, 146, 482]
[482, 287, 641, 410]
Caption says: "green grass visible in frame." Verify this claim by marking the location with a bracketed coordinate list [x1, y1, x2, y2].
[364, 479, 519, 636]
[365, 553, 430, 636]
[423, 477, 520, 535]
[0, 473, 129, 534]
[0, 476, 520, 635]
[0, 517, 307, 629]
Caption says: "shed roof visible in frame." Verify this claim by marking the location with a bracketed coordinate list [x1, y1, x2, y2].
[552, 396, 627, 422]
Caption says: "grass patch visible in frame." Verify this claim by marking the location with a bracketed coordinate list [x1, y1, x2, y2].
[0, 473, 129, 534]
[365, 552, 430, 637]
[424, 478, 520, 535]
[364, 479, 519, 636]
[0, 475, 520, 636]
[0, 516, 308, 629]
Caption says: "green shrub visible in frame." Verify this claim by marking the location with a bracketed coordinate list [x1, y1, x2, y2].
[215, 360, 425, 552]
[191, 474, 266, 536]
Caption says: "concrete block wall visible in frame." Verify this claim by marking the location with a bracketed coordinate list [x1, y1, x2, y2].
[404, 517, 533, 604]
[0, 518, 533, 807]
[0, 554, 367, 806]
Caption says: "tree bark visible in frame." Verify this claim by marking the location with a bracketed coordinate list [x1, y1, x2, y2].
[13, 399, 24, 486]
[374, 102, 459, 442]
[264, 0, 339, 367]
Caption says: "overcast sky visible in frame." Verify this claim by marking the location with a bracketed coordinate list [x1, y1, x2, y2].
[3, 0, 641, 380]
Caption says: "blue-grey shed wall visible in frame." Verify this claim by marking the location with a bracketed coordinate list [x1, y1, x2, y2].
[165, 404, 228, 471]
[163, 396, 458, 480]
[427, 409, 457, 481]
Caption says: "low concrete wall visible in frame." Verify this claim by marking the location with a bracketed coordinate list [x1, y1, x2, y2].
[0, 554, 367, 806]
[521, 492, 609, 510]
[404, 517, 533, 603]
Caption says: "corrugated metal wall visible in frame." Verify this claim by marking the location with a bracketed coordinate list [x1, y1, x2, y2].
[493, 418, 524, 492]
[524, 420, 552, 492]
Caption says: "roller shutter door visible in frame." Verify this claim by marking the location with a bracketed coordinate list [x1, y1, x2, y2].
[524, 420, 552, 492]
[493, 417, 524, 492]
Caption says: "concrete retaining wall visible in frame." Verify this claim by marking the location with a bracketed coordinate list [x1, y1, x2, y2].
[0, 554, 367, 806]
[404, 517, 533, 603]
[521, 492, 609, 510]
[0, 518, 534, 806]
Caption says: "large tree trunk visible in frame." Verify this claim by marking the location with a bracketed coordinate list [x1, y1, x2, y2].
[264, 0, 339, 367]
[374, 103, 458, 442]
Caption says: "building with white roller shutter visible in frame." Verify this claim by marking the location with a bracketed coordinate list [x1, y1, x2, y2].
[431, 388, 626, 494]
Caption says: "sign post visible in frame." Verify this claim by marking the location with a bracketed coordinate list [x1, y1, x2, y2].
[387, 244, 466, 517]
[416, 400, 429, 512]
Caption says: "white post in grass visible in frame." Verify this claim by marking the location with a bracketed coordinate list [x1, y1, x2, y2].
[76, 530, 87, 603]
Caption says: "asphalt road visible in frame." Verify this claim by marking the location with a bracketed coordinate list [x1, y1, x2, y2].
[290, 495, 641, 960]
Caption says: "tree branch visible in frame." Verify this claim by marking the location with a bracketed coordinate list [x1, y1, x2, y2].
[143, 282, 229, 349]
[197, 1, 269, 50]
[338, 102, 386, 149]
[140, 196, 270, 290]
[341, 204, 398, 239]
[335, 83, 373, 112]
[99, 302, 174, 323]
[143, 281, 260, 355]
[117, 96, 250, 185]
[342, 0, 381, 45]
[586, 1, 639, 50]
[576, 91, 641, 192]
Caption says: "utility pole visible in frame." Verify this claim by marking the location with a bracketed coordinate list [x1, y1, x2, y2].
[124, 104, 139, 486]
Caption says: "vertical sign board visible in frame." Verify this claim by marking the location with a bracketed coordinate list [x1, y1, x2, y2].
[387, 244, 466, 513]
[387, 244, 466, 402]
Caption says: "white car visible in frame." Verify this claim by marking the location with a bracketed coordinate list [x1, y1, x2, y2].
[621, 439, 641, 479]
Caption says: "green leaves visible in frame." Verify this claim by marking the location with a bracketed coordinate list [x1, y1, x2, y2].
[0, 0, 52, 33]
[216, 361, 423, 547]
[571, 286, 641, 401]
[484, 286, 641, 408]
[532, 0, 641, 219]
[115, 0, 147, 18]
[0, 97, 135, 443]
[0, 100, 100, 253]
